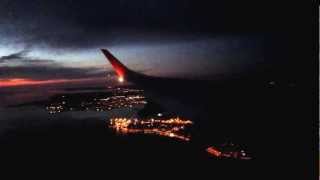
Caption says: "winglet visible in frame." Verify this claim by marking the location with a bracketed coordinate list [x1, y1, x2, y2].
[101, 49, 129, 78]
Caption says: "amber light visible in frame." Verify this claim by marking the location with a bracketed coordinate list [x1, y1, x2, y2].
[206, 147, 222, 157]
[118, 76, 124, 83]
[108, 117, 193, 141]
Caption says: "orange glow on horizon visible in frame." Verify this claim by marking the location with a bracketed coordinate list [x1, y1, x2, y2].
[0, 77, 105, 87]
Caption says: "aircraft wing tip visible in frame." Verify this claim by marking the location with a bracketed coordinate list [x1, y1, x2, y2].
[100, 48, 109, 54]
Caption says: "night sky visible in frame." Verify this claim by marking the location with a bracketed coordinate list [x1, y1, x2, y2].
[0, 1, 314, 174]
[0, 0, 307, 88]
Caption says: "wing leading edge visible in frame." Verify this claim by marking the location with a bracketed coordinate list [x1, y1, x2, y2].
[101, 48, 208, 87]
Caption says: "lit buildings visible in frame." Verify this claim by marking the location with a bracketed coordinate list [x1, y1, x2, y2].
[108, 117, 193, 141]
[206, 142, 252, 160]
[46, 87, 146, 114]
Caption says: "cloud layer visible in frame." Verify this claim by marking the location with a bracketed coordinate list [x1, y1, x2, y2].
[0, 49, 108, 82]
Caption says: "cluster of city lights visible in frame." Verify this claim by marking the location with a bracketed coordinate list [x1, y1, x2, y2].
[96, 95, 147, 111]
[111, 87, 144, 95]
[108, 117, 193, 141]
[44, 86, 252, 160]
[46, 105, 64, 114]
[46, 88, 146, 114]
[206, 143, 252, 160]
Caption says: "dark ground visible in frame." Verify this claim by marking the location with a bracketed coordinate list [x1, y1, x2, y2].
[0, 81, 311, 179]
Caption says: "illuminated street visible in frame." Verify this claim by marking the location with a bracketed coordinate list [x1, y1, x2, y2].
[206, 142, 252, 160]
[108, 117, 193, 141]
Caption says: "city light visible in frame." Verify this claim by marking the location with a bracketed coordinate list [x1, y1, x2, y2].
[46, 87, 146, 114]
[206, 147, 222, 157]
[108, 117, 193, 141]
[206, 143, 252, 160]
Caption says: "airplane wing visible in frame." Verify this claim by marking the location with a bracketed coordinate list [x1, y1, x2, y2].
[101, 48, 210, 118]
[101, 49, 129, 79]
[100, 48, 260, 119]
[100, 48, 300, 159]
[100, 48, 292, 112]
[101, 49, 146, 83]
[101, 48, 211, 91]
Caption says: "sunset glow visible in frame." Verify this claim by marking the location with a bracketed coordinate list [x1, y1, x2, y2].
[0, 78, 104, 87]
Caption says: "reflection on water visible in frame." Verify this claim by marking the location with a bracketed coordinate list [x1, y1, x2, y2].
[108, 117, 193, 141]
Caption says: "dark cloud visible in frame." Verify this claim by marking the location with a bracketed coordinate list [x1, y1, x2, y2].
[0, 50, 107, 80]
[0, 0, 301, 50]
[0, 49, 55, 65]
[0, 49, 29, 62]
[0, 0, 308, 80]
